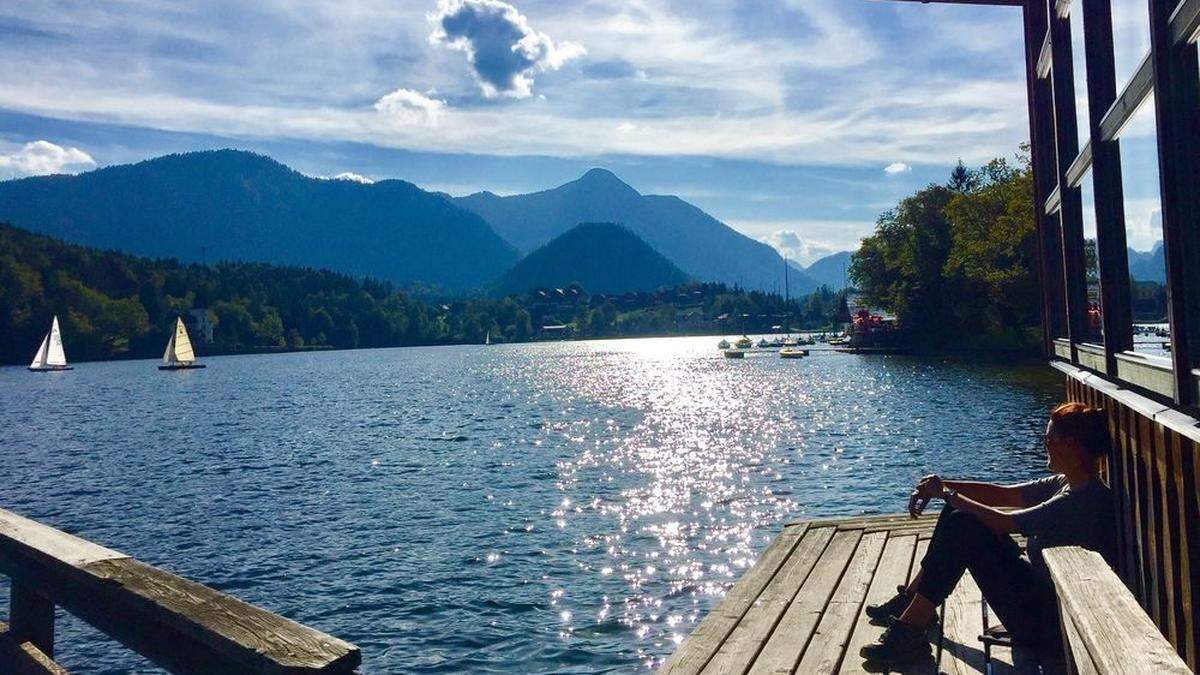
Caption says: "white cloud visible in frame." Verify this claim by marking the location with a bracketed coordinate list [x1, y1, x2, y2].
[330, 172, 374, 184]
[740, 220, 871, 263]
[374, 88, 446, 125]
[0, 140, 96, 179]
[429, 0, 585, 98]
[884, 162, 911, 175]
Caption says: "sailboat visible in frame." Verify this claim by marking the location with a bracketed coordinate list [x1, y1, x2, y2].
[28, 316, 72, 372]
[485, 331, 491, 346]
[159, 317, 206, 370]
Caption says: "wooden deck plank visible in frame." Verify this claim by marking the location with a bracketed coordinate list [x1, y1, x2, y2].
[700, 527, 836, 674]
[838, 534, 918, 675]
[745, 530, 863, 674]
[939, 571, 986, 675]
[796, 531, 889, 673]
[661, 524, 809, 675]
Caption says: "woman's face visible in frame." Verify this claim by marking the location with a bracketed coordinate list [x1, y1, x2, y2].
[1044, 419, 1074, 472]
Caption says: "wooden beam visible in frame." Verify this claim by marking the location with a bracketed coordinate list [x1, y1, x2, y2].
[1098, 53, 1154, 142]
[1150, 0, 1200, 407]
[1065, 140, 1092, 188]
[0, 508, 361, 674]
[1173, 0, 1200, 46]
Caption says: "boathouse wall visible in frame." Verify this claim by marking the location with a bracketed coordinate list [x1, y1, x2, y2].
[1059, 362, 1200, 669]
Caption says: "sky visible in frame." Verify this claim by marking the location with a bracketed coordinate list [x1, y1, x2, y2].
[0, 0, 1150, 264]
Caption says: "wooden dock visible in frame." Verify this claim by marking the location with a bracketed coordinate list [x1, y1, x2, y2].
[659, 513, 1045, 675]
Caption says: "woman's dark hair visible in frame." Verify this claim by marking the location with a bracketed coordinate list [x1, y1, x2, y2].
[1050, 402, 1110, 460]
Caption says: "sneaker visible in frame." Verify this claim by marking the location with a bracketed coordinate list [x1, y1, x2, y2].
[865, 585, 912, 623]
[859, 620, 933, 666]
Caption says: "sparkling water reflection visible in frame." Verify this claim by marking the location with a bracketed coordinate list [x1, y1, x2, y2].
[0, 337, 1060, 672]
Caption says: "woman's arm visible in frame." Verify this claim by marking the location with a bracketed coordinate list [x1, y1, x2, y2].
[908, 475, 1025, 516]
[942, 489, 1018, 534]
[942, 480, 1025, 507]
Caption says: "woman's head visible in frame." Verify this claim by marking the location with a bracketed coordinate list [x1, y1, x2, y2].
[1044, 402, 1109, 473]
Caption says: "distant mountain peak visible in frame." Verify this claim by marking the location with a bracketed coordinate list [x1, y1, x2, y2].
[573, 168, 638, 194]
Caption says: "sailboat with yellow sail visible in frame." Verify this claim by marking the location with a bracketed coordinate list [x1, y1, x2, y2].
[28, 315, 72, 372]
[159, 316, 206, 370]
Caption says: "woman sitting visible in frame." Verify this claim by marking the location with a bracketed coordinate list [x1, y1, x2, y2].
[859, 402, 1117, 667]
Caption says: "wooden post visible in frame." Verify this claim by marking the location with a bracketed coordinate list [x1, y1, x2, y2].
[1047, 0, 1087, 360]
[1148, 0, 1200, 407]
[10, 585, 54, 659]
[1080, 0, 1133, 372]
[1024, 0, 1058, 354]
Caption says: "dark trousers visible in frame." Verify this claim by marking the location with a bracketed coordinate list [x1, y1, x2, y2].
[916, 504, 1061, 657]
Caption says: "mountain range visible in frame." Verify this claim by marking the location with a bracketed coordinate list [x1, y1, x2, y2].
[0, 150, 518, 290]
[0, 149, 853, 296]
[456, 168, 815, 294]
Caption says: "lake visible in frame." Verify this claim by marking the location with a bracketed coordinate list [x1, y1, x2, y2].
[0, 337, 1062, 672]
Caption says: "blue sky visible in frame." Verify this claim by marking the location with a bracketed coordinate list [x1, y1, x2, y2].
[0, 0, 1046, 263]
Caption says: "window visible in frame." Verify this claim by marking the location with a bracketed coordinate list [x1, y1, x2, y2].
[1111, 0, 1152, 89]
[1069, 2, 1090, 150]
[1117, 95, 1168, 356]
[1079, 171, 1103, 343]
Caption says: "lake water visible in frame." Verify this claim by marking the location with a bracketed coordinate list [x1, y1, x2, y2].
[0, 337, 1062, 673]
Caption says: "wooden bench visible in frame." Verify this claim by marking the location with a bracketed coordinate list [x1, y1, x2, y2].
[0, 508, 360, 674]
[1044, 546, 1190, 674]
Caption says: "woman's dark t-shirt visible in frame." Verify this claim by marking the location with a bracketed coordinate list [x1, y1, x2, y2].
[1011, 475, 1117, 576]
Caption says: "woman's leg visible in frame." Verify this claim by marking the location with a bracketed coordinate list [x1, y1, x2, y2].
[914, 506, 1021, 603]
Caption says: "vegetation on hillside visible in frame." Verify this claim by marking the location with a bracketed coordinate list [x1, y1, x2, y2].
[492, 222, 689, 295]
[0, 223, 848, 364]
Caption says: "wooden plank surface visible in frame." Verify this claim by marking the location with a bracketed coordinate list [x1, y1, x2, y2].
[661, 524, 809, 675]
[702, 527, 835, 673]
[795, 531, 888, 673]
[746, 530, 862, 674]
[838, 534, 918, 675]
[938, 571, 986, 675]
[1045, 546, 1190, 674]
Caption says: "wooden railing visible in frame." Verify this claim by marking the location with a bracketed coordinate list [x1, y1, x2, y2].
[1058, 361, 1200, 670]
[0, 508, 360, 674]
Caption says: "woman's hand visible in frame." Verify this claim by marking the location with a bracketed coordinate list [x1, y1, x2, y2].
[907, 474, 944, 517]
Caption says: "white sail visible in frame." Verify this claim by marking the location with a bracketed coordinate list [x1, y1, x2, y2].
[162, 329, 176, 362]
[168, 317, 196, 363]
[45, 316, 67, 367]
[29, 333, 49, 368]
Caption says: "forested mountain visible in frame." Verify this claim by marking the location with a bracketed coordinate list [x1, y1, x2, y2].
[456, 169, 813, 293]
[493, 222, 688, 295]
[803, 251, 853, 290]
[1127, 241, 1165, 283]
[0, 150, 518, 290]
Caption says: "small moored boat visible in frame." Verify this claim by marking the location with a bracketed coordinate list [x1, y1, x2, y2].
[29, 316, 72, 372]
[779, 347, 807, 359]
[723, 349, 745, 359]
[735, 336, 753, 350]
[159, 317, 206, 370]
[718, 339, 731, 350]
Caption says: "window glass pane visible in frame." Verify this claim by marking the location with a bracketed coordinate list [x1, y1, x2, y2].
[1119, 94, 1169, 357]
[1079, 171, 1102, 343]
[1111, 0, 1151, 91]
[1070, 4, 1090, 149]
